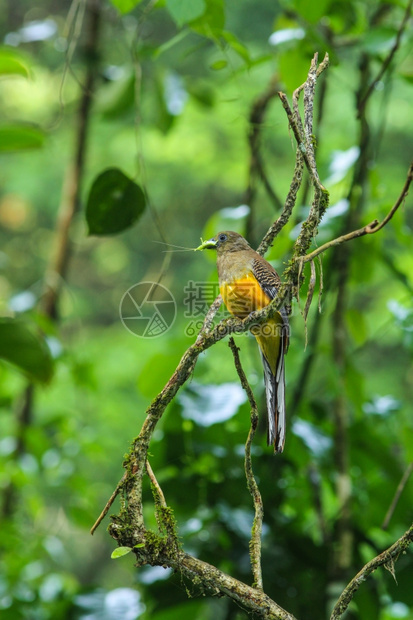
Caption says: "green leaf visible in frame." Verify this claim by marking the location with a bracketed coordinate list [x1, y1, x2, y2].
[0, 318, 53, 383]
[0, 46, 30, 77]
[166, 0, 206, 27]
[109, 0, 144, 14]
[361, 26, 398, 55]
[152, 72, 175, 135]
[293, 0, 331, 24]
[210, 59, 227, 70]
[0, 124, 45, 151]
[154, 30, 189, 59]
[86, 168, 146, 236]
[187, 80, 215, 107]
[134, 543, 145, 548]
[189, 0, 225, 37]
[111, 546, 132, 558]
[221, 31, 251, 65]
[278, 46, 312, 94]
[397, 53, 413, 84]
[346, 308, 368, 346]
[96, 73, 136, 119]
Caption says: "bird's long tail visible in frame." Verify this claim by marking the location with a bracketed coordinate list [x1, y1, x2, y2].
[259, 349, 286, 453]
[253, 315, 287, 453]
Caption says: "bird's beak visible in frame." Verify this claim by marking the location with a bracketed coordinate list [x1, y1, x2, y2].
[194, 237, 217, 251]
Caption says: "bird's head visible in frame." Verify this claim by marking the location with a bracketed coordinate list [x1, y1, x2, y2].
[195, 231, 251, 255]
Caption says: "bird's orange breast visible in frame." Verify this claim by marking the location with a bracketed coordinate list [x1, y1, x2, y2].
[220, 273, 272, 318]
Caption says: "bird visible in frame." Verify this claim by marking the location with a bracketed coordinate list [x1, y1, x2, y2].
[196, 230, 289, 453]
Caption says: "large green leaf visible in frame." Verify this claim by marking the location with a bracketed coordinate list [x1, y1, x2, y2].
[166, 0, 206, 27]
[0, 124, 45, 151]
[0, 46, 30, 77]
[86, 168, 146, 236]
[0, 318, 53, 383]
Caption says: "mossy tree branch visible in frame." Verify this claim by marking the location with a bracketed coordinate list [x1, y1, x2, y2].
[296, 160, 413, 266]
[229, 337, 264, 591]
[330, 523, 413, 620]
[91, 52, 412, 619]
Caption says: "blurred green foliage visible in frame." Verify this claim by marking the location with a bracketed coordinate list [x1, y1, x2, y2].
[0, 0, 412, 619]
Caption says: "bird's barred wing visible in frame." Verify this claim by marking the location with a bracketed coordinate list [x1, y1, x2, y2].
[251, 257, 280, 299]
[252, 258, 290, 351]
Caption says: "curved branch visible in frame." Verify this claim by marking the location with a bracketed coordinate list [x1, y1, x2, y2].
[245, 77, 283, 217]
[258, 53, 329, 257]
[90, 473, 126, 535]
[299, 160, 413, 265]
[381, 462, 413, 530]
[330, 523, 413, 620]
[257, 149, 304, 255]
[358, 0, 413, 116]
[175, 551, 297, 620]
[229, 338, 264, 591]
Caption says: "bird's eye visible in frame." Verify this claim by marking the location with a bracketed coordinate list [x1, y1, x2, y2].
[219, 234, 227, 242]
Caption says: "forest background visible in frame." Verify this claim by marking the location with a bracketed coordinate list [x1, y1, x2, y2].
[0, 0, 413, 619]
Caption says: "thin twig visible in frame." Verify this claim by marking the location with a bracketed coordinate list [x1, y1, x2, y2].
[56, 0, 87, 122]
[90, 473, 126, 535]
[317, 255, 323, 313]
[302, 55, 323, 188]
[279, 53, 330, 291]
[308, 463, 328, 544]
[303, 260, 316, 348]
[146, 459, 167, 508]
[229, 338, 263, 591]
[299, 160, 413, 265]
[382, 462, 413, 530]
[303, 260, 316, 322]
[279, 53, 329, 191]
[358, 0, 413, 116]
[258, 55, 329, 268]
[330, 522, 413, 620]
[257, 149, 304, 255]
[245, 77, 283, 236]
[43, 0, 102, 318]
